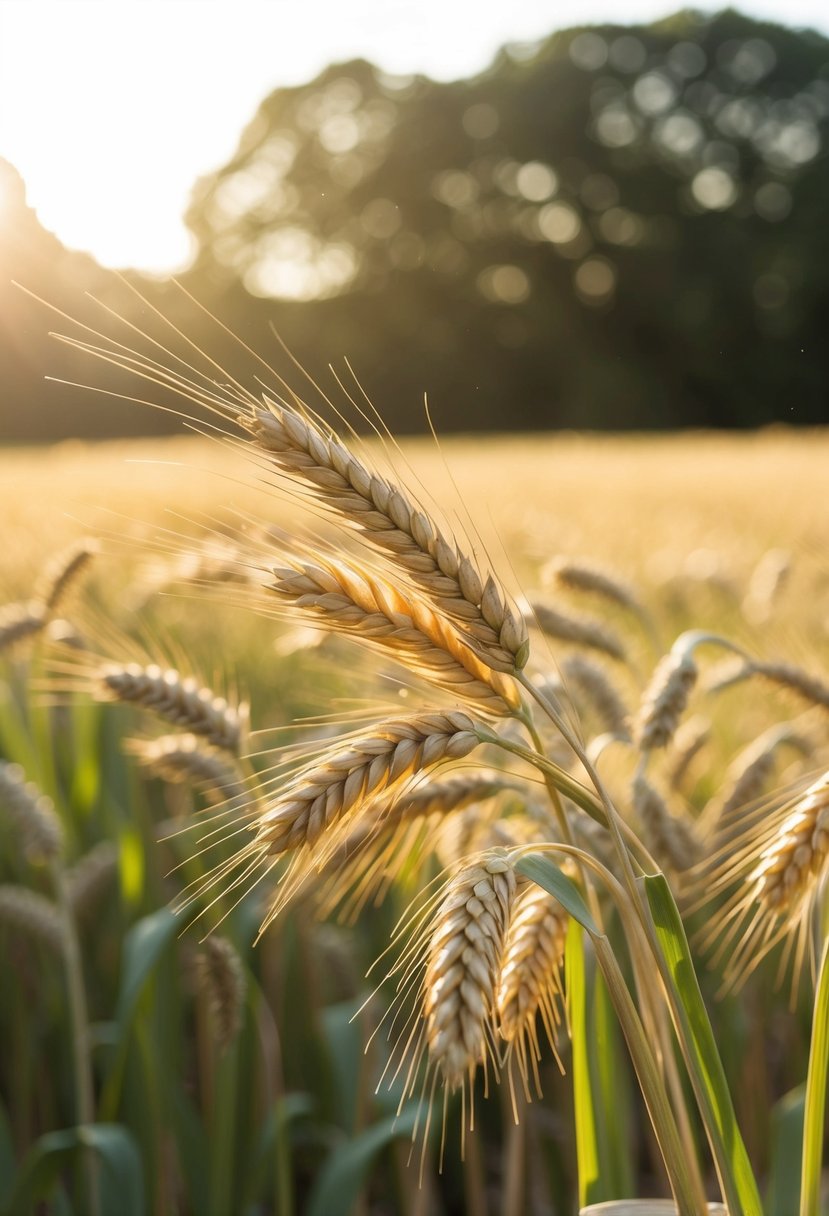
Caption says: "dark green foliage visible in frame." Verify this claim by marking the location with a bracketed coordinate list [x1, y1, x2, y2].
[4, 8, 829, 440]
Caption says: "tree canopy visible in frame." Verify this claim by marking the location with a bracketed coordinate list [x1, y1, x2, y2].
[3, 8, 828, 440]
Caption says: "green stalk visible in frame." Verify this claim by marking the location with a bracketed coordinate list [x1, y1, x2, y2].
[51, 860, 99, 1216]
[800, 933, 829, 1216]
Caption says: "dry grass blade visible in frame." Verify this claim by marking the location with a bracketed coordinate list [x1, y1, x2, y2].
[248, 402, 528, 673]
[271, 556, 519, 714]
[98, 663, 247, 754]
[527, 601, 626, 663]
[0, 760, 64, 863]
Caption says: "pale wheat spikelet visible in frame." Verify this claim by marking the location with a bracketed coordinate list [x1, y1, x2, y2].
[67, 842, 119, 923]
[0, 760, 64, 862]
[284, 773, 522, 923]
[197, 935, 247, 1052]
[527, 602, 626, 663]
[747, 660, 829, 714]
[666, 716, 711, 792]
[496, 883, 567, 1095]
[544, 556, 654, 637]
[247, 402, 528, 673]
[0, 885, 63, 953]
[700, 773, 829, 989]
[560, 654, 631, 741]
[36, 540, 97, 616]
[422, 851, 517, 1093]
[125, 734, 248, 806]
[635, 648, 698, 751]
[0, 600, 47, 655]
[632, 772, 700, 877]
[98, 664, 246, 753]
[742, 547, 791, 624]
[701, 725, 813, 837]
[270, 557, 518, 714]
[255, 711, 481, 857]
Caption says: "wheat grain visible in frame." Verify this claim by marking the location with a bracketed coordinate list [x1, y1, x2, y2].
[560, 654, 631, 740]
[271, 557, 519, 714]
[36, 540, 97, 615]
[126, 734, 248, 806]
[632, 773, 700, 876]
[67, 842, 119, 923]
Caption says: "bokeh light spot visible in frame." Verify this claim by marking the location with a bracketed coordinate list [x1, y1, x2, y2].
[477, 264, 531, 304]
[515, 160, 558, 202]
[569, 33, 608, 71]
[574, 257, 616, 305]
[691, 166, 738, 210]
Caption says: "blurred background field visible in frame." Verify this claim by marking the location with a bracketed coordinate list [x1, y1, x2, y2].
[1, 428, 829, 1213]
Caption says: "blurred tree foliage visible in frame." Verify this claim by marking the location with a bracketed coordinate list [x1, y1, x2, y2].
[3, 8, 829, 440]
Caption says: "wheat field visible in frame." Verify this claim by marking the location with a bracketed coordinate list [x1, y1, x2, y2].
[1, 424, 828, 1216]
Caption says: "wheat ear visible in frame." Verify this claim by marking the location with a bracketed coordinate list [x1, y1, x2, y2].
[559, 654, 631, 740]
[246, 402, 528, 673]
[0, 760, 64, 862]
[255, 711, 481, 857]
[125, 734, 248, 806]
[496, 883, 567, 1096]
[422, 851, 517, 1091]
[0, 885, 64, 952]
[0, 601, 47, 655]
[632, 773, 700, 877]
[636, 649, 698, 751]
[98, 664, 246, 753]
[36, 540, 97, 615]
[271, 557, 518, 714]
[197, 936, 247, 1052]
[527, 601, 626, 663]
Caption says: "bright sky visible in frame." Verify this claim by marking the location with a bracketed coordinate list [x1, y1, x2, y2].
[1, 0, 828, 272]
